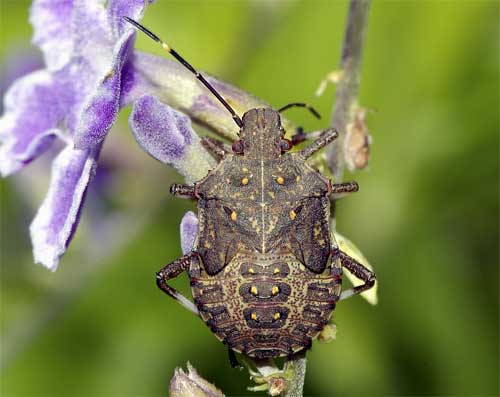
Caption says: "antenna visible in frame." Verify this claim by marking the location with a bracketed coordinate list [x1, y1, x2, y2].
[278, 102, 321, 119]
[123, 17, 243, 128]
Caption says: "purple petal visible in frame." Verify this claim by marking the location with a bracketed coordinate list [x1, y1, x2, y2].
[107, 0, 155, 38]
[30, 0, 73, 71]
[73, 32, 134, 149]
[70, 1, 155, 147]
[130, 95, 191, 159]
[129, 95, 216, 183]
[0, 69, 74, 176]
[30, 144, 101, 271]
[0, 48, 43, 103]
[180, 211, 198, 254]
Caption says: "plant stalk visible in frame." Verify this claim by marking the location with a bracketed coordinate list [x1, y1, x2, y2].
[327, 0, 372, 182]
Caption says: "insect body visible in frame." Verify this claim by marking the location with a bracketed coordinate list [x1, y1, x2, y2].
[125, 18, 376, 359]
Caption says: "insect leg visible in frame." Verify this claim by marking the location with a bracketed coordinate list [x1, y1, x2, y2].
[170, 183, 196, 198]
[228, 348, 241, 368]
[330, 181, 359, 199]
[156, 252, 200, 316]
[298, 128, 338, 159]
[201, 136, 226, 161]
[337, 250, 376, 300]
[290, 127, 307, 145]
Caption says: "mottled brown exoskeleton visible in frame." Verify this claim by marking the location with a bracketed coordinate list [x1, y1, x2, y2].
[126, 18, 376, 359]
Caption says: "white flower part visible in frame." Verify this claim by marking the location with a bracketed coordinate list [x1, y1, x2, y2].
[180, 211, 199, 254]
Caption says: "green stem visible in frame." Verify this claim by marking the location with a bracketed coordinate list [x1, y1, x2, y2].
[282, 355, 307, 397]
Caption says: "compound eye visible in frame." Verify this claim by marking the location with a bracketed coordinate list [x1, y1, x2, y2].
[232, 140, 244, 154]
[280, 139, 292, 152]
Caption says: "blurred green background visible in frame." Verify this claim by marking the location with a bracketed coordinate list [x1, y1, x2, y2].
[1, 1, 498, 396]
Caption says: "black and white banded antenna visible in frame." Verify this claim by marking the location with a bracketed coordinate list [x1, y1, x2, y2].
[123, 16, 243, 128]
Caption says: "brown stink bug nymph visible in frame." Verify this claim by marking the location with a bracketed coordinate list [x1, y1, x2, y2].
[125, 18, 376, 359]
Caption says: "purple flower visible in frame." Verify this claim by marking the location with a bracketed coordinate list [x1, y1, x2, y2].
[1, 1, 274, 271]
[0, 0, 153, 270]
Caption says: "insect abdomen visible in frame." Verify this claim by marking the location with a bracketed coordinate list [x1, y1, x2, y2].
[190, 253, 341, 358]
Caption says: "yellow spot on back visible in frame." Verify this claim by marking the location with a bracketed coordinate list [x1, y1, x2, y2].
[289, 210, 296, 220]
[296, 175, 301, 182]
[249, 268, 255, 274]
[273, 268, 280, 274]
[250, 286, 258, 295]
[272, 286, 279, 295]
[268, 191, 275, 199]
[231, 211, 237, 221]
[274, 312, 281, 320]
[241, 177, 249, 185]
[276, 176, 285, 185]
[251, 312, 258, 321]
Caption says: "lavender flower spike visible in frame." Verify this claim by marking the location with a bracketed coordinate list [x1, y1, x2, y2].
[130, 95, 216, 183]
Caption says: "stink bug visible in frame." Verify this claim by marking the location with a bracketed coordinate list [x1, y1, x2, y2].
[125, 18, 376, 359]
